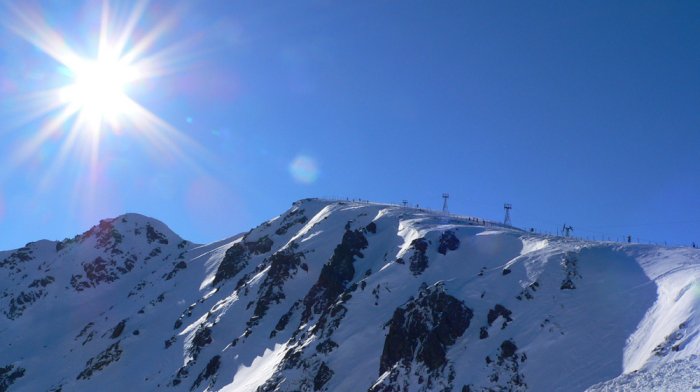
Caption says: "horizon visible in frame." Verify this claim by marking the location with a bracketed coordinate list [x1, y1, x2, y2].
[1, 196, 693, 250]
[1, 1, 698, 250]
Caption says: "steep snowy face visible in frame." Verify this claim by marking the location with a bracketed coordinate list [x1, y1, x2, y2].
[0, 199, 698, 392]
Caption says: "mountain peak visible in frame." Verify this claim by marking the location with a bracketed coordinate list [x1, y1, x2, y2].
[1, 200, 698, 391]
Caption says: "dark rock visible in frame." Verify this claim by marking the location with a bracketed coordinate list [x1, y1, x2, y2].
[0, 364, 26, 391]
[502, 268, 511, 275]
[313, 362, 333, 391]
[379, 284, 472, 374]
[560, 279, 576, 290]
[28, 276, 55, 288]
[487, 304, 513, 329]
[275, 209, 308, 235]
[191, 355, 221, 391]
[316, 340, 339, 354]
[251, 248, 305, 326]
[301, 229, 368, 323]
[479, 327, 489, 339]
[188, 325, 212, 361]
[165, 336, 176, 349]
[437, 231, 460, 255]
[163, 261, 188, 281]
[5, 289, 47, 320]
[110, 319, 127, 339]
[560, 255, 581, 290]
[408, 238, 429, 275]
[212, 243, 247, 285]
[213, 235, 274, 285]
[77, 342, 123, 380]
[146, 224, 169, 245]
[366, 221, 377, 234]
[500, 340, 517, 359]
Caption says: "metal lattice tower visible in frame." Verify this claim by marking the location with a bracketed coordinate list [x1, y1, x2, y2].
[562, 224, 574, 237]
[504, 203, 512, 226]
[442, 193, 449, 214]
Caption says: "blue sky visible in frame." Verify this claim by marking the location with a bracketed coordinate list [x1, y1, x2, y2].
[0, 1, 698, 249]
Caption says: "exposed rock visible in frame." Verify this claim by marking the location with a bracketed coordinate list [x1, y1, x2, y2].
[487, 304, 513, 330]
[163, 260, 188, 280]
[250, 247, 305, 328]
[316, 339, 339, 354]
[480, 327, 489, 339]
[191, 355, 221, 391]
[301, 229, 368, 323]
[146, 224, 169, 245]
[366, 221, 377, 234]
[379, 284, 472, 374]
[313, 362, 333, 391]
[560, 254, 581, 290]
[28, 276, 55, 288]
[0, 248, 33, 270]
[110, 319, 127, 339]
[408, 238, 430, 275]
[77, 342, 123, 380]
[70, 255, 138, 291]
[516, 281, 540, 301]
[653, 321, 689, 357]
[188, 324, 213, 362]
[485, 339, 527, 391]
[0, 364, 25, 391]
[437, 231, 460, 255]
[275, 208, 308, 235]
[212, 235, 274, 285]
[5, 289, 47, 320]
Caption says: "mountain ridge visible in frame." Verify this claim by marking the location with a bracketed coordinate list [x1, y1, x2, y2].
[0, 198, 698, 391]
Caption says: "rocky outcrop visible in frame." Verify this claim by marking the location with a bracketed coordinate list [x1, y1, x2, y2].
[249, 246, 305, 329]
[212, 235, 273, 285]
[0, 364, 25, 392]
[191, 355, 220, 391]
[437, 231, 460, 255]
[487, 304, 513, 330]
[275, 208, 308, 235]
[300, 229, 368, 323]
[484, 339, 527, 391]
[76, 342, 123, 380]
[560, 254, 581, 290]
[408, 238, 429, 275]
[371, 284, 472, 392]
[70, 255, 138, 291]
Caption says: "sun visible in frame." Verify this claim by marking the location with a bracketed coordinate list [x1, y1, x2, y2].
[1, 0, 209, 192]
[60, 55, 139, 123]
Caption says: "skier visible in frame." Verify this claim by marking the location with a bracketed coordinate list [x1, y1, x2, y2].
[627, 235, 632, 243]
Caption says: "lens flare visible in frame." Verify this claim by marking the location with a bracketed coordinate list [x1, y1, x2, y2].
[289, 155, 319, 184]
[1, 1, 209, 210]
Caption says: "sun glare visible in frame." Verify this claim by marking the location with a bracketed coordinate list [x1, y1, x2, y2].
[61, 56, 138, 122]
[1, 1, 208, 194]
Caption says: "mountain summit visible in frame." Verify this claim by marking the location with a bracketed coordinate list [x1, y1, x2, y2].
[1, 198, 698, 391]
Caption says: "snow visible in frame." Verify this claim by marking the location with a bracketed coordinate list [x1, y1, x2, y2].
[220, 343, 287, 392]
[0, 198, 699, 391]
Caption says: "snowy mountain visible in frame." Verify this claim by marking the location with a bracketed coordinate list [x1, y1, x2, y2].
[1, 198, 699, 391]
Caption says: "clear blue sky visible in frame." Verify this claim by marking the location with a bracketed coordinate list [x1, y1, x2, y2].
[0, 1, 698, 250]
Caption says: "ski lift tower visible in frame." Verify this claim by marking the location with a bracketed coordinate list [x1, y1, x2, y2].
[562, 224, 574, 237]
[442, 193, 449, 214]
[504, 203, 512, 226]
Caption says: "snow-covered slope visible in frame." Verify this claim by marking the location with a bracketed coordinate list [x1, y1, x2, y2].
[0, 199, 698, 391]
